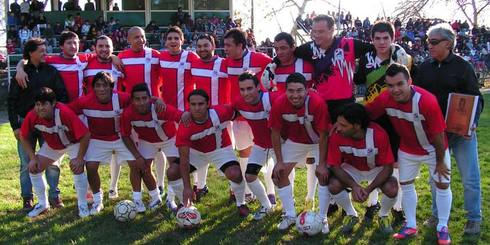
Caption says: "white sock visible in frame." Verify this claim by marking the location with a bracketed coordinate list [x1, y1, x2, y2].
[109, 155, 121, 192]
[318, 185, 331, 220]
[436, 187, 452, 230]
[73, 173, 88, 206]
[168, 179, 184, 204]
[333, 191, 358, 217]
[264, 158, 275, 195]
[248, 179, 272, 209]
[230, 180, 246, 206]
[133, 191, 142, 201]
[238, 157, 251, 195]
[154, 152, 166, 189]
[367, 186, 379, 206]
[379, 194, 396, 217]
[401, 184, 417, 228]
[194, 164, 209, 189]
[288, 168, 296, 193]
[393, 168, 402, 211]
[306, 163, 318, 201]
[149, 188, 161, 201]
[277, 184, 296, 217]
[93, 190, 103, 205]
[30, 173, 48, 207]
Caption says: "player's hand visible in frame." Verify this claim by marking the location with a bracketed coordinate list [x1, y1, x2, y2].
[182, 187, 194, 207]
[351, 185, 367, 202]
[154, 98, 166, 113]
[15, 70, 29, 89]
[180, 111, 191, 127]
[329, 122, 339, 137]
[111, 55, 125, 72]
[13, 129, 20, 141]
[434, 161, 450, 183]
[70, 157, 86, 175]
[315, 165, 329, 184]
[28, 158, 40, 174]
[463, 124, 476, 140]
[261, 62, 277, 90]
[273, 161, 286, 182]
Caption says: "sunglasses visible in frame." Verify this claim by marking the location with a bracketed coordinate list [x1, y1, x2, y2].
[427, 38, 447, 45]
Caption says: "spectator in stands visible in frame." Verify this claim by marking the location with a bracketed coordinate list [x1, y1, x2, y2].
[7, 39, 16, 54]
[54, 22, 64, 35]
[32, 26, 41, 39]
[43, 23, 55, 45]
[345, 11, 352, 28]
[85, 0, 95, 10]
[81, 20, 91, 36]
[8, 12, 19, 27]
[74, 13, 83, 27]
[10, 0, 21, 17]
[363, 17, 371, 29]
[95, 16, 105, 30]
[64, 14, 75, 29]
[112, 3, 120, 11]
[19, 25, 32, 49]
[145, 21, 160, 33]
[173, 7, 186, 25]
[30, 0, 44, 19]
[20, 0, 30, 20]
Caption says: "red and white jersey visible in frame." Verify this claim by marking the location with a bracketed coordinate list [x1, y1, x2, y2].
[46, 53, 94, 102]
[327, 122, 394, 171]
[232, 91, 280, 148]
[191, 56, 229, 105]
[365, 86, 448, 156]
[84, 58, 123, 94]
[120, 102, 183, 143]
[160, 50, 199, 111]
[69, 91, 131, 141]
[269, 92, 330, 144]
[225, 50, 271, 99]
[21, 103, 88, 150]
[176, 105, 234, 153]
[274, 58, 314, 93]
[118, 48, 161, 97]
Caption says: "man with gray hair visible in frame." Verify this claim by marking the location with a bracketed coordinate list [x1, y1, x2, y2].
[414, 22, 483, 234]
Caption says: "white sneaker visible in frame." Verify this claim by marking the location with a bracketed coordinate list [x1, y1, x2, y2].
[277, 215, 296, 230]
[148, 198, 162, 210]
[27, 203, 49, 218]
[90, 202, 104, 215]
[108, 190, 119, 200]
[134, 199, 146, 213]
[253, 206, 272, 220]
[321, 218, 330, 234]
[78, 204, 90, 218]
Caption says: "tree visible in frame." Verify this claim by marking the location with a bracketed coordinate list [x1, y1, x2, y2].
[455, 0, 490, 27]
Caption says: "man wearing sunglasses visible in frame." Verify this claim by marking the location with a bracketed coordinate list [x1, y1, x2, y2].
[414, 23, 484, 235]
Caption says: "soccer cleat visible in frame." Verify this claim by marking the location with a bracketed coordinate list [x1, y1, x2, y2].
[379, 216, 394, 233]
[49, 196, 65, 208]
[89, 202, 104, 215]
[464, 220, 481, 234]
[277, 215, 296, 230]
[22, 197, 33, 211]
[268, 194, 276, 206]
[108, 190, 119, 200]
[437, 226, 451, 245]
[238, 205, 250, 217]
[158, 186, 165, 198]
[148, 198, 162, 210]
[27, 203, 49, 218]
[253, 206, 272, 220]
[194, 185, 209, 202]
[327, 203, 339, 216]
[166, 199, 178, 214]
[134, 199, 146, 213]
[393, 223, 417, 240]
[304, 198, 315, 211]
[364, 202, 380, 223]
[315, 216, 330, 234]
[423, 215, 438, 228]
[391, 208, 404, 225]
[341, 215, 359, 234]
[78, 204, 90, 218]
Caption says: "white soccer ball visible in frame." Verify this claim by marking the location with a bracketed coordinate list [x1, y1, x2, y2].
[176, 206, 201, 229]
[296, 211, 322, 236]
[114, 200, 137, 222]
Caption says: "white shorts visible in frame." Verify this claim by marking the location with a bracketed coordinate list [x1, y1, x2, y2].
[189, 146, 237, 171]
[340, 163, 384, 184]
[398, 149, 451, 183]
[38, 143, 79, 162]
[281, 139, 319, 165]
[86, 138, 135, 165]
[231, 120, 254, 151]
[248, 145, 276, 167]
[138, 137, 179, 160]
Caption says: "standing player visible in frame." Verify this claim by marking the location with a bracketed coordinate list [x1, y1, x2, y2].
[365, 64, 452, 245]
[269, 73, 331, 233]
[120, 84, 184, 212]
[167, 89, 249, 216]
[69, 72, 134, 215]
[224, 28, 271, 201]
[327, 103, 398, 234]
[20, 88, 90, 218]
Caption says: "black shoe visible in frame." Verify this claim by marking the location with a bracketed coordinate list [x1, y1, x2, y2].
[364, 202, 380, 223]
[327, 203, 339, 216]
[391, 208, 405, 225]
[195, 185, 209, 202]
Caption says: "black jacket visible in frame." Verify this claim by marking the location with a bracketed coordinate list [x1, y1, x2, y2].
[8, 62, 68, 130]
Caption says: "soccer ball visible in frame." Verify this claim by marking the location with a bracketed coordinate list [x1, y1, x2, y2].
[296, 211, 322, 236]
[176, 206, 201, 229]
[114, 200, 137, 222]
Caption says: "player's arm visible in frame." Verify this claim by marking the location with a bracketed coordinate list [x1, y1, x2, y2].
[271, 128, 288, 182]
[178, 146, 193, 207]
[19, 120, 40, 173]
[316, 130, 329, 183]
[110, 54, 124, 73]
[330, 165, 366, 202]
[365, 164, 393, 194]
[432, 132, 450, 182]
[15, 59, 29, 88]
[71, 132, 90, 174]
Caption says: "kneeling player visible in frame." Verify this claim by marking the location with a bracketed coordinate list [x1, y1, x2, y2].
[168, 89, 249, 216]
[120, 84, 184, 212]
[20, 88, 90, 217]
[327, 103, 398, 234]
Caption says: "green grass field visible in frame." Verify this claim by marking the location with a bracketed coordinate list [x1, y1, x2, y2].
[0, 95, 488, 245]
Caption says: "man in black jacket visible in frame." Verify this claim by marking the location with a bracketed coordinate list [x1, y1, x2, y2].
[8, 38, 68, 211]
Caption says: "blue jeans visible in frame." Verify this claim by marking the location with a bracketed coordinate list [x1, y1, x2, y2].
[430, 132, 482, 222]
[18, 128, 61, 200]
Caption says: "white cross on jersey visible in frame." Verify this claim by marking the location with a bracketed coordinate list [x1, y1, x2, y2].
[191, 57, 228, 105]
[160, 50, 192, 110]
[227, 51, 262, 76]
